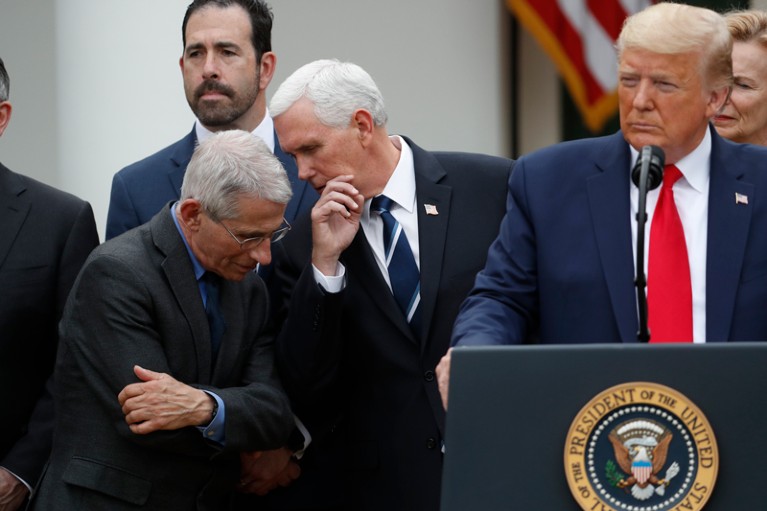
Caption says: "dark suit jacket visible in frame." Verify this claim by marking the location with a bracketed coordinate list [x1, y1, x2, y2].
[29, 205, 293, 510]
[106, 126, 318, 240]
[271, 138, 513, 511]
[0, 163, 98, 487]
[453, 127, 767, 345]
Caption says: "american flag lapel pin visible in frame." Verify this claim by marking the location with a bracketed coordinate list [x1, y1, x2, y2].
[735, 192, 749, 205]
[424, 204, 439, 216]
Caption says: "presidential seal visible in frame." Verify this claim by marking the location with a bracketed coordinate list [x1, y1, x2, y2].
[564, 382, 718, 511]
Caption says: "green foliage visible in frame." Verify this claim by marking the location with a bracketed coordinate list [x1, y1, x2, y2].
[605, 460, 625, 488]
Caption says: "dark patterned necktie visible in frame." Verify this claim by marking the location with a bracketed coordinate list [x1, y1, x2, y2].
[370, 195, 421, 335]
[203, 272, 226, 361]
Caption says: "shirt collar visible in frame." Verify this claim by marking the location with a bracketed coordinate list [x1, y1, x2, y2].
[629, 126, 711, 192]
[194, 108, 275, 152]
[374, 135, 416, 213]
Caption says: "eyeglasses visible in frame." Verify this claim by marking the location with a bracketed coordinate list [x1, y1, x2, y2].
[217, 217, 291, 250]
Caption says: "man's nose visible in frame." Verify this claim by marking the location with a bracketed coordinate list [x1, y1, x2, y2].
[203, 54, 220, 80]
[632, 81, 654, 110]
[248, 239, 271, 266]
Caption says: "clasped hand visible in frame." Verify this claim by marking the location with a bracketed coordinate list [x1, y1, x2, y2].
[0, 468, 28, 511]
[118, 365, 214, 434]
[237, 448, 301, 495]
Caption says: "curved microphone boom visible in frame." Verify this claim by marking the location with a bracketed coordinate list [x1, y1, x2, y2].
[631, 145, 665, 191]
[633, 145, 665, 342]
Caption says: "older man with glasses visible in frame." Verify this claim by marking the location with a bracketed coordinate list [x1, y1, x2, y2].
[214, 213, 290, 251]
[29, 130, 296, 511]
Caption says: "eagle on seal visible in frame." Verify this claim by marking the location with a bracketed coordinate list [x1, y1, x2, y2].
[608, 426, 678, 500]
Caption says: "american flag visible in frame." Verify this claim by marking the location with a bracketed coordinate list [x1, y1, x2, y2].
[506, 0, 655, 132]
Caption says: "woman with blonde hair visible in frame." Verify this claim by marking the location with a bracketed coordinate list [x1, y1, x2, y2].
[714, 10, 767, 145]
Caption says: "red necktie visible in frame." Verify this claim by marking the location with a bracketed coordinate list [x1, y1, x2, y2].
[648, 165, 693, 343]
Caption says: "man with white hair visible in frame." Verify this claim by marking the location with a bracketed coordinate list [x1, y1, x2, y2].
[269, 59, 513, 511]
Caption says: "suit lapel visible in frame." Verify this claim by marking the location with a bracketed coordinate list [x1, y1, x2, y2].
[706, 131, 752, 342]
[0, 165, 30, 270]
[152, 206, 213, 383]
[344, 225, 418, 343]
[344, 138, 453, 346]
[586, 133, 638, 342]
[167, 128, 197, 198]
[409, 140, 451, 349]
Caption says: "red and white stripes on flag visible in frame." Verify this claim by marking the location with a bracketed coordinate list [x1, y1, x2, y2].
[632, 461, 653, 484]
[507, 0, 654, 133]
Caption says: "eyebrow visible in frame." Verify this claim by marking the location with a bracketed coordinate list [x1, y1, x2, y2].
[232, 222, 284, 239]
[295, 141, 321, 153]
[185, 41, 242, 54]
[237, 224, 268, 235]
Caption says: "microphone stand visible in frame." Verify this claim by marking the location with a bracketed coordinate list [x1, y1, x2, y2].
[635, 158, 651, 343]
[632, 146, 664, 343]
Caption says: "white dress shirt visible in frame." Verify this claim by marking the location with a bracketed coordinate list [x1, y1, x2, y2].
[629, 128, 710, 342]
[361, 136, 419, 286]
[313, 136, 418, 293]
[195, 108, 276, 151]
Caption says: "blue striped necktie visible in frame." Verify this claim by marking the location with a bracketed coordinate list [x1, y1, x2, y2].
[370, 195, 421, 334]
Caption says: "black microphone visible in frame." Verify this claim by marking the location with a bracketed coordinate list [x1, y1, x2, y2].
[631, 145, 665, 190]
[632, 145, 665, 342]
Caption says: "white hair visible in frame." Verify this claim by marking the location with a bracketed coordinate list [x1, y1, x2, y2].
[181, 129, 292, 220]
[270, 59, 387, 128]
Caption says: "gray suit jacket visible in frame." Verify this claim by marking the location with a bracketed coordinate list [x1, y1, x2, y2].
[29, 204, 293, 510]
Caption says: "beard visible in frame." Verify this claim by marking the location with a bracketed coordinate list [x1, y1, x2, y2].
[187, 76, 260, 128]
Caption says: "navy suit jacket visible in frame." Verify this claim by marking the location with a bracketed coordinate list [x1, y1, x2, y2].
[106, 126, 317, 240]
[453, 127, 767, 345]
[272, 137, 513, 511]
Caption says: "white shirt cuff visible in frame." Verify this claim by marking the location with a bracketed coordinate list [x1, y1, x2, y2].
[312, 262, 346, 293]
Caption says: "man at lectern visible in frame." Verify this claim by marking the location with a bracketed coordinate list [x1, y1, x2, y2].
[438, 2, 767, 406]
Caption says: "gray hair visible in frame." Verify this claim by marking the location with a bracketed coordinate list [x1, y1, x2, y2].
[617, 3, 732, 91]
[181, 129, 292, 220]
[270, 59, 387, 128]
[0, 57, 9, 102]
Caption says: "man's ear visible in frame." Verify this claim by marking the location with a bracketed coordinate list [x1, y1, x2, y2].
[258, 51, 276, 91]
[178, 199, 204, 230]
[352, 108, 375, 145]
[0, 101, 12, 138]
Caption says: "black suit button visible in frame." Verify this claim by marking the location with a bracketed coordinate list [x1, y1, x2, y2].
[426, 437, 437, 449]
[424, 370, 434, 382]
